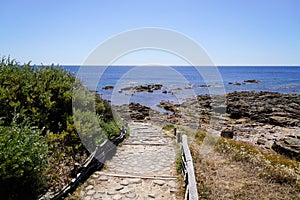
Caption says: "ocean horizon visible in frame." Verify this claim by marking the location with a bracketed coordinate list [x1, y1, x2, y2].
[61, 65, 300, 107]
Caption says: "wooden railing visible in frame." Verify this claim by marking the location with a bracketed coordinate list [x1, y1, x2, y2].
[39, 128, 127, 200]
[175, 129, 198, 200]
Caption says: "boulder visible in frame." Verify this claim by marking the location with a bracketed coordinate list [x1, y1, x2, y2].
[221, 128, 234, 139]
[272, 136, 300, 161]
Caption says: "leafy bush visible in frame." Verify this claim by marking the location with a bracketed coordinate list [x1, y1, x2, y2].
[0, 120, 48, 199]
[0, 57, 122, 197]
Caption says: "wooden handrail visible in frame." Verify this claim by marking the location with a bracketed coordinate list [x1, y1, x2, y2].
[181, 134, 199, 200]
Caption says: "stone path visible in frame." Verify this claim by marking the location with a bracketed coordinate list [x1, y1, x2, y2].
[72, 122, 180, 200]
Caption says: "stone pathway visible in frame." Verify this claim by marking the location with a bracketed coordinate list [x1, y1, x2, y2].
[72, 122, 180, 200]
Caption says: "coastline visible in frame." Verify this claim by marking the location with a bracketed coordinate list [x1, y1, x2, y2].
[113, 91, 300, 160]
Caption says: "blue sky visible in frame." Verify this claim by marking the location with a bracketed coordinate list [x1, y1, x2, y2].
[1, 0, 299, 66]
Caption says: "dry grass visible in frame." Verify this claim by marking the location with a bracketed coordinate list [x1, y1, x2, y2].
[190, 131, 300, 199]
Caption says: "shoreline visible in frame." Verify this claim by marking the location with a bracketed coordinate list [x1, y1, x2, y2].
[113, 91, 300, 160]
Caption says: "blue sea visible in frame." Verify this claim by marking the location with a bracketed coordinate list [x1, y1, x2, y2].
[63, 66, 300, 107]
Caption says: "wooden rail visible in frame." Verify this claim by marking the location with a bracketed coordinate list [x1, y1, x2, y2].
[39, 127, 127, 200]
[178, 133, 198, 200]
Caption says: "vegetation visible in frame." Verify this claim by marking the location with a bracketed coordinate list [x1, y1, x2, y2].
[0, 57, 121, 199]
[162, 124, 175, 131]
[176, 152, 183, 174]
[192, 130, 300, 199]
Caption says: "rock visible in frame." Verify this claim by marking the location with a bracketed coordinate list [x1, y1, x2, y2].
[99, 175, 108, 181]
[120, 180, 129, 186]
[129, 103, 150, 122]
[125, 192, 137, 198]
[93, 193, 102, 199]
[86, 190, 96, 196]
[167, 180, 177, 188]
[102, 85, 114, 90]
[107, 190, 117, 195]
[113, 194, 122, 200]
[115, 185, 124, 191]
[226, 91, 300, 127]
[148, 193, 156, 198]
[257, 139, 266, 145]
[158, 101, 180, 113]
[128, 178, 142, 184]
[84, 196, 91, 200]
[221, 128, 234, 139]
[272, 137, 300, 161]
[86, 185, 94, 190]
[120, 188, 130, 194]
[244, 79, 260, 83]
[153, 180, 165, 186]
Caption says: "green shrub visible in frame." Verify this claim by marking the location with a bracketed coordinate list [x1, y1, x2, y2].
[162, 124, 175, 131]
[0, 120, 48, 199]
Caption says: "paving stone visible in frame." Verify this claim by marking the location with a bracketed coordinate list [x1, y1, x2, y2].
[168, 180, 177, 188]
[120, 188, 130, 194]
[93, 193, 102, 199]
[170, 188, 178, 193]
[129, 178, 142, 184]
[84, 196, 91, 200]
[107, 190, 117, 195]
[97, 189, 106, 194]
[115, 185, 124, 191]
[120, 180, 129, 186]
[125, 192, 137, 198]
[148, 193, 156, 198]
[153, 180, 165, 186]
[86, 185, 94, 190]
[99, 175, 108, 181]
[91, 174, 99, 179]
[113, 194, 122, 200]
[86, 189, 96, 196]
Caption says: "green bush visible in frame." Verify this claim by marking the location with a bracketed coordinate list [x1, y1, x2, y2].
[0, 120, 48, 199]
[0, 57, 122, 198]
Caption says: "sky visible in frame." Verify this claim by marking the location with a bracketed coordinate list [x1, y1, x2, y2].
[1, 0, 300, 66]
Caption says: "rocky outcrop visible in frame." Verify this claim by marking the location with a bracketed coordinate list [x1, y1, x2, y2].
[221, 128, 234, 139]
[244, 79, 261, 83]
[128, 103, 150, 122]
[102, 86, 114, 90]
[158, 101, 180, 113]
[227, 91, 300, 127]
[272, 136, 300, 161]
[120, 84, 163, 93]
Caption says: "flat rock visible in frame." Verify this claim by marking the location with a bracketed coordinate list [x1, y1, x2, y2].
[148, 193, 156, 198]
[99, 175, 108, 181]
[86, 190, 96, 196]
[167, 180, 177, 188]
[113, 194, 122, 200]
[107, 190, 117, 195]
[85, 185, 94, 190]
[129, 178, 142, 184]
[125, 192, 137, 198]
[153, 180, 165, 186]
[93, 193, 102, 199]
[115, 185, 124, 191]
[120, 180, 130, 186]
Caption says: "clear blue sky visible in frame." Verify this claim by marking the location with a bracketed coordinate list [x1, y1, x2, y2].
[1, 0, 299, 66]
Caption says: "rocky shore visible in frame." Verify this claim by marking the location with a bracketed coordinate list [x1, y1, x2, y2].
[113, 91, 300, 161]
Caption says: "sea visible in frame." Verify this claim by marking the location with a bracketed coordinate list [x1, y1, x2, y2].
[63, 66, 300, 108]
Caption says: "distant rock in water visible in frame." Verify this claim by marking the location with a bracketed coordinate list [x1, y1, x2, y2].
[102, 85, 114, 90]
[228, 82, 244, 86]
[244, 79, 261, 83]
[120, 84, 163, 93]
